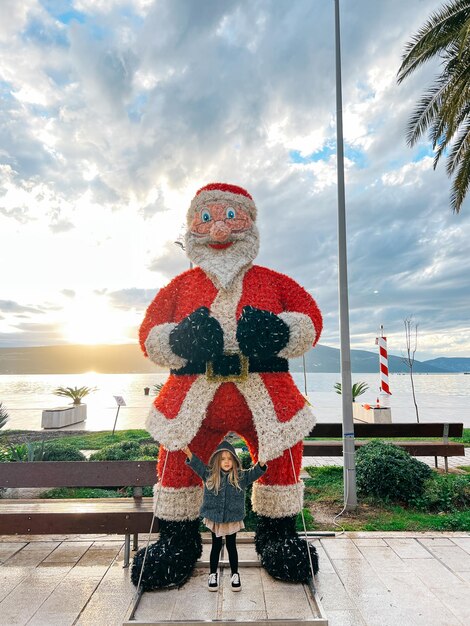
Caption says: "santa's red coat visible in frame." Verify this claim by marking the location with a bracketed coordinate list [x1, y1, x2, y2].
[140, 264, 322, 462]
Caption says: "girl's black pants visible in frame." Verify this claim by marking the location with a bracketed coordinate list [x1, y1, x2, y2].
[210, 531, 238, 574]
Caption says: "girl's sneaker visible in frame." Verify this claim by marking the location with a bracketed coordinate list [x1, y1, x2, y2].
[208, 573, 218, 591]
[230, 572, 241, 591]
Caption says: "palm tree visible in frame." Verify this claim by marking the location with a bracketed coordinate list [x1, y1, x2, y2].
[334, 381, 369, 402]
[397, 0, 470, 213]
[53, 386, 97, 405]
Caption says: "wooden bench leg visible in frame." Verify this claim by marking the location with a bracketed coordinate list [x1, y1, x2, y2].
[434, 456, 438, 469]
[123, 534, 131, 568]
[444, 457, 449, 473]
[133, 533, 138, 551]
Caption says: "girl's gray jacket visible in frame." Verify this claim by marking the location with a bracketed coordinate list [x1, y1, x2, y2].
[186, 454, 266, 523]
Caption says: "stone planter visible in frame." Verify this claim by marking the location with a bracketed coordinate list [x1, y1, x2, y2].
[41, 404, 87, 429]
[353, 403, 392, 424]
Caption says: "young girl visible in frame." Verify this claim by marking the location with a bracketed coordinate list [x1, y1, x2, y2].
[183, 440, 267, 592]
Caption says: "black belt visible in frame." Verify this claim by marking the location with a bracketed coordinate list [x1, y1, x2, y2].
[170, 353, 288, 380]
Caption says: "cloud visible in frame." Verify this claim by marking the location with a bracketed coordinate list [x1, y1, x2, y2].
[0, 0, 469, 359]
[107, 287, 159, 310]
[0, 300, 44, 315]
[147, 240, 190, 279]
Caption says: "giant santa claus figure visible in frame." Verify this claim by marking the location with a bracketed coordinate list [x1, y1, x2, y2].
[132, 183, 322, 590]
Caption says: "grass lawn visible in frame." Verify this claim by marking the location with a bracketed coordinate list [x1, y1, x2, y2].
[304, 466, 470, 532]
[0, 429, 151, 449]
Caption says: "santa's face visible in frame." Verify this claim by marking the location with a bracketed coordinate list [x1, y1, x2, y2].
[185, 201, 259, 289]
[189, 202, 253, 244]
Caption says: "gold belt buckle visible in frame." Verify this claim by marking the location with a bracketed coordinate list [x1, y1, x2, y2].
[206, 353, 249, 383]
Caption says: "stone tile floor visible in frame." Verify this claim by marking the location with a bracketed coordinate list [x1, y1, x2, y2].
[0, 532, 469, 625]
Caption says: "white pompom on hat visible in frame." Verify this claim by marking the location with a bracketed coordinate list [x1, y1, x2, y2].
[187, 182, 257, 225]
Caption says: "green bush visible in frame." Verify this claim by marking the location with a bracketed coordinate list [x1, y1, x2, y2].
[40, 487, 122, 499]
[411, 473, 470, 512]
[239, 450, 253, 469]
[356, 440, 432, 503]
[43, 442, 86, 462]
[89, 440, 159, 461]
[5, 440, 46, 462]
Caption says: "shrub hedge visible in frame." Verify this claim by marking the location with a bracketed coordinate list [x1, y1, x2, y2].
[89, 440, 159, 461]
[356, 440, 432, 503]
[43, 441, 86, 462]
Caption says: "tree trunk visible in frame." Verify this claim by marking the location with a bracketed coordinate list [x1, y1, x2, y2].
[410, 366, 419, 423]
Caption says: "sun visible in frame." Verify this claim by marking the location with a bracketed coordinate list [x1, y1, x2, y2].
[62, 293, 135, 345]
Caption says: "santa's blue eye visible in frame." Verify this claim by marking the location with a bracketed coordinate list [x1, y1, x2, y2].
[226, 208, 235, 219]
[201, 209, 211, 222]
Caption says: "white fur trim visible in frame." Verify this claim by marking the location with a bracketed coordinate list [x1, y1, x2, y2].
[239, 373, 315, 462]
[277, 312, 317, 359]
[146, 376, 222, 450]
[252, 482, 304, 518]
[145, 323, 188, 369]
[188, 189, 257, 224]
[153, 484, 202, 521]
[210, 270, 246, 352]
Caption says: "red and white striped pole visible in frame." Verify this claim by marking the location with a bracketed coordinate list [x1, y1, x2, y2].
[375, 325, 391, 406]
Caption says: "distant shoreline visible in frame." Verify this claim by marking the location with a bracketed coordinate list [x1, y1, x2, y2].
[0, 343, 468, 375]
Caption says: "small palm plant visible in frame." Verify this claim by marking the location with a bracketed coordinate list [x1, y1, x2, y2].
[53, 386, 97, 405]
[153, 383, 164, 396]
[334, 381, 369, 403]
[0, 402, 8, 429]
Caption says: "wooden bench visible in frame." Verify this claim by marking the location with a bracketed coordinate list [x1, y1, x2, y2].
[0, 460, 157, 567]
[0, 425, 464, 556]
[304, 422, 465, 472]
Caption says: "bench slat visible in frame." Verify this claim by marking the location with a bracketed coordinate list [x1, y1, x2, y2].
[0, 497, 155, 535]
[303, 441, 465, 457]
[0, 460, 157, 488]
[308, 422, 463, 438]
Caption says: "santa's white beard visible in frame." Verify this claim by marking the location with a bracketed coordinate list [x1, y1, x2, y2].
[185, 226, 260, 290]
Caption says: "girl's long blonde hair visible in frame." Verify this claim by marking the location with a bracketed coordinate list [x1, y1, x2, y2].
[206, 451, 241, 494]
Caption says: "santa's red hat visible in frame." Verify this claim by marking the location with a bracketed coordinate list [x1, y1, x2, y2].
[187, 183, 257, 224]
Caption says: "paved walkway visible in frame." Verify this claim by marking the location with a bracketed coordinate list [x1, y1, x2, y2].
[0, 532, 469, 625]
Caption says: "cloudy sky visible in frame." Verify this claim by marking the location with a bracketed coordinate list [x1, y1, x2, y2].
[1, 0, 469, 360]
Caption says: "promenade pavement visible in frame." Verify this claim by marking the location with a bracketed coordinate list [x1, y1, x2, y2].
[0, 532, 469, 625]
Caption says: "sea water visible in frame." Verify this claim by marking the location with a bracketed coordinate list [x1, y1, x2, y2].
[1, 372, 469, 431]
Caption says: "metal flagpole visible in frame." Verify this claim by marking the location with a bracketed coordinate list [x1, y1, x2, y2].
[334, 0, 357, 509]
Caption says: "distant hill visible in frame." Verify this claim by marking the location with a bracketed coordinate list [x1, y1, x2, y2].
[0, 343, 464, 375]
[423, 357, 470, 373]
[290, 345, 448, 374]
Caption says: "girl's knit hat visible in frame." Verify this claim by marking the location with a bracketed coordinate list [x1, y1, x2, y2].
[208, 439, 241, 468]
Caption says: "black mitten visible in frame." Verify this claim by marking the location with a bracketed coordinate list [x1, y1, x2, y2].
[169, 307, 224, 361]
[236, 306, 289, 359]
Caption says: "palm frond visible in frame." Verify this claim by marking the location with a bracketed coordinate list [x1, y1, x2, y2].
[398, 0, 470, 82]
[406, 79, 447, 146]
[447, 117, 470, 174]
[450, 128, 470, 211]
[399, 1, 470, 211]
[0, 402, 8, 429]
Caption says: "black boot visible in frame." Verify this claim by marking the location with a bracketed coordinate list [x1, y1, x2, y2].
[131, 519, 202, 590]
[255, 515, 319, 583]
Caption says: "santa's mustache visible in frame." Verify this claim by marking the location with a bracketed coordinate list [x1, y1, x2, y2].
[189, 231, 248, 244]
